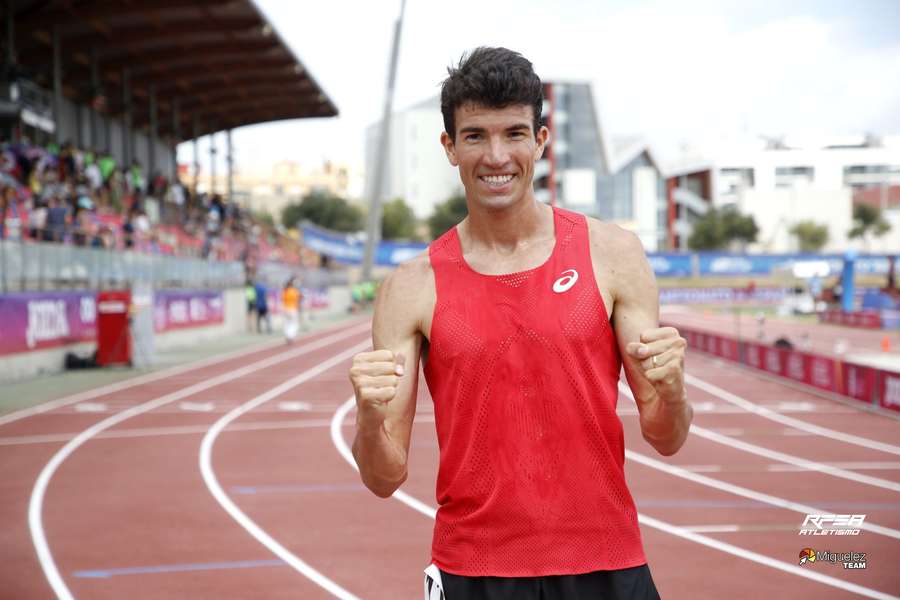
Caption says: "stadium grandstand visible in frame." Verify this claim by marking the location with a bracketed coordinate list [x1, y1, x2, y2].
[0, 0, 337, 292]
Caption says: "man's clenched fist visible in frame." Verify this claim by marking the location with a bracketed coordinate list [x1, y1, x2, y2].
[349, 350, 406, 425]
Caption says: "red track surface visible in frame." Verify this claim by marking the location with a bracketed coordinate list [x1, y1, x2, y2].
[1, 317, 898, 599]
[661, 308, 900, 361]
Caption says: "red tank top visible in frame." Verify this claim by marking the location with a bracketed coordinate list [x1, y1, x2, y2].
[423, 206, 646, 576]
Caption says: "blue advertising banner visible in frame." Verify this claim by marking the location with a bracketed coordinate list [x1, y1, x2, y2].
[300, 222, 427, 267]
[301, 221, 898, 277]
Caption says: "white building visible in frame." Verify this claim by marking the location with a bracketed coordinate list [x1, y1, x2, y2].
[667, 135, 900, 252]
[366, 85, 667, 250]
[364, 97, 462, 219]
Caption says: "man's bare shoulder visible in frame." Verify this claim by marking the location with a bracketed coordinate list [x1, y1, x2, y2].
[585, 216, 646, 265]
[374, 251, 434, 332]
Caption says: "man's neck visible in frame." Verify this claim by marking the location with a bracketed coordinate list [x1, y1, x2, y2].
[460, 197, 553, 253]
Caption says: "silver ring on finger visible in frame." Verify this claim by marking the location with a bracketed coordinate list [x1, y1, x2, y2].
[651, 355, 658, 368]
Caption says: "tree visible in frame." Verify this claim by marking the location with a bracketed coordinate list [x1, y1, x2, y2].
[253, 210, 275, 229]
[848, 203, 891, 248]
[687, 206, 759, 251]
[428, 193, 468, 240]
[790, 220, 829, 252]
[381, 197, 420, 241]
[281, 191, 364, 232]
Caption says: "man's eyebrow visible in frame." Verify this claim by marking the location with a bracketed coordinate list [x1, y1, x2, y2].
[458, 123, 531, 134]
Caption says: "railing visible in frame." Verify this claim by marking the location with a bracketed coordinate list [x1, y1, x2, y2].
[0, 239, 245, 292]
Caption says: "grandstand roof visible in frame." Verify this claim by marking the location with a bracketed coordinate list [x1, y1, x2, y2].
[10, 0, 338, 140]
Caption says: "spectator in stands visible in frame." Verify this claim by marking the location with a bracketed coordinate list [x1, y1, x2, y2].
[122, 210, 136, 249]
[28, 197, 47, 240]
[0, 185, 16, 240]
[84, 156, 103, 192]
[72, 195, 95, 246]
[45, 194, 69, 243]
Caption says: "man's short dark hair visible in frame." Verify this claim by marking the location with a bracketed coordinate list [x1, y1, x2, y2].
[440, 47, 543, 140]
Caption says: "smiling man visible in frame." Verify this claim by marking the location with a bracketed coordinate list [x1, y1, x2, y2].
[349, 47, 691, 599]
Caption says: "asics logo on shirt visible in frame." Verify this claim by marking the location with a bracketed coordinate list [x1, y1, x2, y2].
[552, 269, 579, 293]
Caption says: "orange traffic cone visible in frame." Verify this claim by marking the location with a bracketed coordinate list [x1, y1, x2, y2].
[881, 335, 892, 352]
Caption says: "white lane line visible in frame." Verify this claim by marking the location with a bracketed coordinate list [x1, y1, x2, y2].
[1, 341, 280, 426]
[330, 397, 899, 600]
[679, 524, 742, 533]
[623, 449, 900, 540]
[28, 323, 370, 600]
[330, 397, 437, 519]
[1, 317, 367, 427]
[685, 373, 900, 456]
[767, 461, 900, 472]
[200, 341, 370, 600]
[0, 415, 436, 447]
[619, 383, 900, 494]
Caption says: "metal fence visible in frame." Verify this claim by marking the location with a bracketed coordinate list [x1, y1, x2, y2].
[0, 240, 245, 292]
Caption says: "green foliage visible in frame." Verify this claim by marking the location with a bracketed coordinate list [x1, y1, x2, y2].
[427, 193, 468, 240]
[687, 206, 759, 251]
[848, 203, 891, 241]
[281, 191, 364, 232]
[789, 220, 829, 252]
[254, 210, 275, 229]
[381, 197, 420, 241]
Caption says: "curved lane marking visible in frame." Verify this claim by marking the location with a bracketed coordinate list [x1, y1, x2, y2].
[199, 340, 371, 600]
[29, 323, 369, 600]
[619, 383, 900, 494]
[685, 372, 900, 455]
[331, 396, 899, 600]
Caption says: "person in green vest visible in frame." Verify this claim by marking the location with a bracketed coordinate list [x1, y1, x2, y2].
[98, 152, 116, 183]
[245, 280, 257, 332]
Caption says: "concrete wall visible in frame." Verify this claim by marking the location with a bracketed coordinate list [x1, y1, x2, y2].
[0, 286, 354, 383]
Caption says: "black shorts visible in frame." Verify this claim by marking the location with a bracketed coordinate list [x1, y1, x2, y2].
[425, 564, 660, 600]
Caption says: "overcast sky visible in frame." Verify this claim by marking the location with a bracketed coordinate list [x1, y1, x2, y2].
[177, 0, 900, 183]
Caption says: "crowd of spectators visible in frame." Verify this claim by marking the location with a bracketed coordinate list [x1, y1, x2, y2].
[0, 138, 308, 269]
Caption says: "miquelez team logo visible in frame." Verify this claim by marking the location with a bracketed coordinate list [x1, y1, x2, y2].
[798, 548, 867, 570]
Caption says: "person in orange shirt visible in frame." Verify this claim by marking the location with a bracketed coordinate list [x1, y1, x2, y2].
[281, 278, 302, 343]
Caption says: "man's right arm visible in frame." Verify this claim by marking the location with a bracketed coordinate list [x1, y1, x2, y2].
[349, 258, 428, 498]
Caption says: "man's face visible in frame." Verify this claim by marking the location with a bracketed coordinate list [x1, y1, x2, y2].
[441, 103, 548, 212]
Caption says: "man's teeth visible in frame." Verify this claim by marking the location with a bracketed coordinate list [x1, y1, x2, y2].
[481, 175, 513, 185]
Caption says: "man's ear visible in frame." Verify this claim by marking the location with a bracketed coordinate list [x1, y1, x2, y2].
[440, 131, 459, 167]
[534, 125, 550, 161]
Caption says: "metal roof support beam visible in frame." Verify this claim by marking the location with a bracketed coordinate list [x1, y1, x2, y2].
[192, 118, 199, 195]
[122, 68, 132, 166]
[226, 129, 233, 202]
[148, 83, 157, 178]
[4, 0, 14, 73]
[209, 127, 217, 195]
[52, 26, 62, 144]
[89, 47, 99, 149]
[171, 98, 180, 179]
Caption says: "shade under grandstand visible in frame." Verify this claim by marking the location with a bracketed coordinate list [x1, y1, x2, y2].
[5, 0, 337, 141]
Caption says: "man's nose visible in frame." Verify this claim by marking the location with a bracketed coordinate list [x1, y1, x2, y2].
[484, 137, 510, 166]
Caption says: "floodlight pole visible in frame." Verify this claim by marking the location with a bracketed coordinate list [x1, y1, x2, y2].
[361, 0, 406, 281]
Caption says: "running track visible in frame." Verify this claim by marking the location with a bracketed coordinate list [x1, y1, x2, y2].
[1, 316, 898, 599]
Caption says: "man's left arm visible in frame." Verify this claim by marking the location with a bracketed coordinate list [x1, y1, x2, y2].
[608, 231, 692, 456]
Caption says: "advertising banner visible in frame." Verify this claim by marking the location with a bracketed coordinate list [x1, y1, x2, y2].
[879, 371, 900, 413]
[152, 290, 225, 333]
[0, 291, 97, 355]
[840, 363, 877, 403]
[665, 321, 900, 411]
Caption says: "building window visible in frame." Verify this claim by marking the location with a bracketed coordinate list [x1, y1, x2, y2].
[775, 166, 814, 188]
